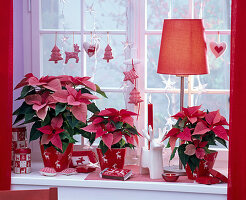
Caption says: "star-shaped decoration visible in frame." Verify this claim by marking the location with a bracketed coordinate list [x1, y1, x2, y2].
[123, 68, 138, 84]
[162, 76, 176, 90]
[165, 116, 174, 127]
[121, 40, 134, 50]
[85, 3, 96, 15]
[194, 83, 207, 94]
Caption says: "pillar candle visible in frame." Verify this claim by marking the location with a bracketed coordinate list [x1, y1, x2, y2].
[148, 96, 153, 150]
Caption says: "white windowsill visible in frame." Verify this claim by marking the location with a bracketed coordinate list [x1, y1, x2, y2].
[11, 163, 227, 195]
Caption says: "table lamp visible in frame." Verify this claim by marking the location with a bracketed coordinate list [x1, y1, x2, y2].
[157, 19, 208, 175]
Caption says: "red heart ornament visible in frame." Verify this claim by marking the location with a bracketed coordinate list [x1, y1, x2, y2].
[83, 42, 99, 57]
[209, 42, 227, 58]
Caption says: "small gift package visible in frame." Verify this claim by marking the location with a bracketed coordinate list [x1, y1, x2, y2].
[12, 127, 28, 169]
[14, 148, 31, 174]
[100, 168, 132, 181]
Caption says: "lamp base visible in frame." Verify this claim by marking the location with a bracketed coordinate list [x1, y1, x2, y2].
[164, 165, 187, 176]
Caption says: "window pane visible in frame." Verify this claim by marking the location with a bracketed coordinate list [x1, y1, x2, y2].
[147, 0, 170, 30]
[42, 34, 82, 77]
[172, 0, 190, 19]
[41, 0, 81, 30]
[194, 0, 231, 30]
[147, 35, 182, 89]
[86, 34, 125, 88]
[95, 92, 126, 110]
[84, 0, 127, 30]
[196, 34, 230, 90]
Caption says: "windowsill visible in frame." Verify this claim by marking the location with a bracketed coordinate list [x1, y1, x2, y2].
[11, 163, 227, 195]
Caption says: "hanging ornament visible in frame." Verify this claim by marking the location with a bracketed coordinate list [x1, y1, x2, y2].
[128, 87, 143, 105]
[83, 42, 99, 57]
[49, 33, 63, 64]
[123, 67, 138, 84]
[65, 33, 81, 64]
[103, 32, 114, 62]
[209, 32, 227, 58]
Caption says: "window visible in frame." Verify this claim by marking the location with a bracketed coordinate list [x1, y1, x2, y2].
[25, 0, 231, 149]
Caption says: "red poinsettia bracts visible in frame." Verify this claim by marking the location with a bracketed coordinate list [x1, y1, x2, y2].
[25, 91, 57, 120]
[38, 115, 64, 150]
[193, 110, 229, 140]
[52, 85, 98, 122]
[172, 105, 205, 124]
[184, 140, 208, 159]
[82, 108, 139, 149]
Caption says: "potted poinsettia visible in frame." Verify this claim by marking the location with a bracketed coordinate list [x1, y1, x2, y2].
[163, 105, 229, 179]
[13, 73, 106, 171]
[82, 108, 140, 170]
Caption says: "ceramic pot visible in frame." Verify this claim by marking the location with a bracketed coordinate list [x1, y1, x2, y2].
[186, 151, 218, 180]
[97, 148, 126, 170]
[40, 143, 73, 172]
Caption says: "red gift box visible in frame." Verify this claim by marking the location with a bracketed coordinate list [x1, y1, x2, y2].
[209, 169, 228, 183]
[14, 148, 31, 174]
[100, 168, 132, 181]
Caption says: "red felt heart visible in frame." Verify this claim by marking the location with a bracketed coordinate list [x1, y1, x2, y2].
[209, 42, 227, 58]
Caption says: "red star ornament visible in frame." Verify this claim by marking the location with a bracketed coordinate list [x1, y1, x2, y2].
[123, 68, 138, 84]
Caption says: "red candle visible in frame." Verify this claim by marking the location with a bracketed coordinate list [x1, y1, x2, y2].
[148, 95, 153, 150]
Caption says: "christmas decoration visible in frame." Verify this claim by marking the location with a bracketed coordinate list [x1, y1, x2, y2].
[83, 42, 99, 57]
[61, 168, 77, 176]
[210, 41, 227, 58]
[100, 168, 132, 181]
[103, 44, 114, 62]
[123, 68, 138, 84]
[128, 87, 143, 105]
[209, 169, 228, 183]
[49, 44, 63, 64]
[12, 127, 27, 169]
[196, 176, 221, 185]
[39, 167, 57, 176]
[13, 74, 106, 171]
[141, 126, 165, 179]
[162, 173, 179, 182]
[14, 148, 31, 174]
[65, 43, 81, 64]
[163, 106, 229, 176]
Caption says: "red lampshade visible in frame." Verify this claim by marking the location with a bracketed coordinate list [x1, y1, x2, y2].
[157, 19, 208, 75]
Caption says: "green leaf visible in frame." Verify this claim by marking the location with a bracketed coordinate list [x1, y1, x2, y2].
[24, 109, 36, 122]
[16, 85, 35, 100]
[179, 117, 187, 128]
[189, 155, 200, 172]
[13, 114, 25, 125]
[96, 84, 107, 98]
[87, 103, 100, 113]
[19, 117, 39, 125]
[166, 141, 170, 148]
[215, 137, 228, 148]
[62, 142, 69, 153]
[66, 115, 79, 129]
[178, 144, 189, 168]
[99, 141, 108, 155]
[204, 146, 211, 154]
[80, 88, 92, 94]
[170, 147, 178, 161]
[30, 121, 42, 142]
[41, 114, 51, 126]
[55, 103, 67, 116]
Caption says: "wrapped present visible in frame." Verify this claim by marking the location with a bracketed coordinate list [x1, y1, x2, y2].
[14, 148, 31, 174]
[100, 168, 132, 181]
[209, 169, 228, 183]
[12, 127, 28, 169]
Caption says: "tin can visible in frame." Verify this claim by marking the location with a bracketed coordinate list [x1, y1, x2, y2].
[14, 148, 31, 174]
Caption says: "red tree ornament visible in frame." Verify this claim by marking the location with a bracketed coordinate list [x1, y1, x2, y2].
[48, 45, 63, 64]
[103, 44, 114, 62]
[128, 87, 143, 105]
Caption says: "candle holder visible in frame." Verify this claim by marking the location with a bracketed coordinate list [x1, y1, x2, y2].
[162, 173, 179, 182]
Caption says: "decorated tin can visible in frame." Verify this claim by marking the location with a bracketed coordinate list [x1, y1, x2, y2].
[14, 148, 31, 174]
[12, 127, 27, 169]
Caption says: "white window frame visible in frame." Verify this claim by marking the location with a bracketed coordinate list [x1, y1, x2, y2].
[23, 0, 230, 159]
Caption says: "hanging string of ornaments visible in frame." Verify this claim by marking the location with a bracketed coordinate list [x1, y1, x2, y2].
[209, 31, 227, 58]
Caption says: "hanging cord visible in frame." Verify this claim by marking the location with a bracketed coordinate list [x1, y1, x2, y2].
[73, 32, 74, 45]
[55, 32, 57, 45]
[217, 31, 220, 43]
[107, 32, 110, 44]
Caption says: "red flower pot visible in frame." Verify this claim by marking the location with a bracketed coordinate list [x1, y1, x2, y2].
[186, 151, 218, 180]
[40, 143, 73, 172]
[97, 148, 126, 170]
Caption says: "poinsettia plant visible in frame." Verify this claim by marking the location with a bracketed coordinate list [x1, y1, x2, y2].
[82, 108, 141, 154]
[13, 73, 106, 152]
[163, 105, 229, 172]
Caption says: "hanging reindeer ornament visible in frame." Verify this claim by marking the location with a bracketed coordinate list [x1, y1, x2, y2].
[65, 33, 81, 64]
